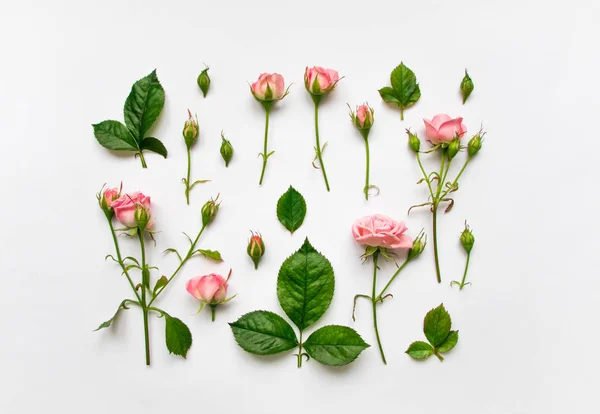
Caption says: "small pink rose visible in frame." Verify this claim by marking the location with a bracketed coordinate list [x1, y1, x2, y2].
[352, 103, 374, 129]
[186, 273, 228, 304]
[251, 73, 286, 101]
[304, 66, 340, 95]
[110, 192, 153, 229]
[352, 214, 413, 249]
[423, 114, 467, 145]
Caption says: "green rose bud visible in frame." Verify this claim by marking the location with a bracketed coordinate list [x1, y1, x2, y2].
[247, 232, 265, 269]
[460, 222, 475, 253]
[134, 204, 152, 230]
[407, 129, 421, 153]
[408, 231, 427, 260]
[447, 137, 461, 159]
[220, 132, 234, 167]
[183, 110, 199, 148]
[467, 133, 483, 157]
[460, 70, 474, 104]
[197, 66, 210, 98]
[201, 195, 220, 227]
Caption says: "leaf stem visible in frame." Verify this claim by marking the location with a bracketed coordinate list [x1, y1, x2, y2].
[440, 156, 471, 200]
[138, 230, 150, 366]
[364, 137, 370, 200]
[185, 147, 191, 205]
[106, 218, 142, 303]
[459, 252, 471, 290]
[371, 253, 386, 365]
[138, 151, 147, 169]
[416, 152, 434, 201]
[400, 108, 404, 121]
[297, 330, 303, 368]
[313, 99, 331, 192]
[376, 257, 411, 300]
[258, 106, 271, 185]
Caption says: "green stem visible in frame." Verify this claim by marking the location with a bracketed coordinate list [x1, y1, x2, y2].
[434, 350, 444, 362]
[460, 252, 471, 290]
[210, 305, 216, 322]
[313, 100, 331, 192]
[400, 108, 404, 121]
[148, 224, 207, 307]
[106, 217, 142, 303]
[431, 150, 448, 284]
[258, 106, 271, 185]
[297, 330, 303, 368]
[440, 156, 471, 200]
[371, 253, 386, 365]
[139, 151, 147, 169]
[416, 152, 435, 201]
[364, 137, 370, 200]
[138, 231, 150, 366]
[185, 147, 191, 205]
[376, 257, 411, 300]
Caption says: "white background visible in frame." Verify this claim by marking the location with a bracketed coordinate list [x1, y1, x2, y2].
[1, 0, 598, 412]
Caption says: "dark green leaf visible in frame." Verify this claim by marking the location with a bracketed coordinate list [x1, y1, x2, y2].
[229, 311, 298, 355]
[379, 62, 421, 111]
[94, 300, 129, 331]
[303, 325, 369, 366]
[276, 186, 307, 233]
[92, 120, 138, 151]
[196, 249, 223, 261]
[437, 330, 459, 353]
[165, 314, 192, 358]
[378, 87, 401, 105]
[153, 276, 168, 296]
[140, 137, 168, 158]
[405, 341, 434, 359]
[124, 70, 165, 141]
[423, 303, 452, 347]
[277, 238, 334, 330]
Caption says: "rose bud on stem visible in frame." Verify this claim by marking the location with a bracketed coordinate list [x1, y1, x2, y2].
[197, 65, 210, 98]
[186, 270, 236, 321]
[181, 110, 210, 205]
[452, 221, 475, 290]
[460, 69, 474, 104]
[349, 103, 377, 200]
[247, 232, 265, 269]
[220, 131, 234, 167]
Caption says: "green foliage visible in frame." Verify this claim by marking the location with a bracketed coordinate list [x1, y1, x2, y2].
[276, 186, 307, 233]
[378, 62, 421, 120]
[94, 300, 129, 331]
[303, 325, 369, 366]
[406, 304, 459, 362]
[164, 314, 193, 358]
[229, 311, 298, 355]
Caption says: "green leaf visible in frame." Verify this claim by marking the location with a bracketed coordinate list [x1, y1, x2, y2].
[379, 62, 421, 113]
[195, 249, 223, 261]
[277, 238, 334, 330]
[124, 70, 165, 141]
[303, 325, 369, 366]
[276, 186, 307, 233]
[152, 275, 168, 296]
[164, 314, 193, 358]
[140, 137, 168, 158]
[405, 341, 434, 360]
[94, 300, 129, 331]
[423, 303, 452, 347]
[229, 311, 298, 355]
[437, 330, 459, 353]
[92, 120, 138, 151]
[378, 86, 401, 105]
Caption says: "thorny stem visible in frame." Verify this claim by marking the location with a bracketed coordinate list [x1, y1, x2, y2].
[375, 257, 411, 301]
[313, 98, 331, 192]
[371, 253, 386, 364]
[106, 217, 141, 303]
[258, 106, 271, 185]
[138, 230, 150, 366]
[185, 147, 191, 204]
[364, 136, 370, 200]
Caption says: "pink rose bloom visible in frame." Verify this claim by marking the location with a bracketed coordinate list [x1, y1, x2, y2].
[251, 73, 285, 101]
[352, 214, 413, 249]
[305, 66, 340, 95]
[103, 187, 120, 204]
[110, 192, 153, 229]
[355, 104, 374, 129]
[423, 114, 467, 144]
[186, 274, 228, 304]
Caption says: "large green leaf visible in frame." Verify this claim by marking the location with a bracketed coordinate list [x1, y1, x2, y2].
[276, 186, 307, 233]
[229, 311, 298, 355]
[277, 238, 334, 330]
[92, 120, 138, 151]
[94, 300, 129, 331]
[423, 304, 452, 348]
[303, 325, 369, 366]
[164, 314, 192, 358]
[405, 341, 434, 360]
[124, 70, 165, 141]
[140, 137, 168, 158]
[390, 62, 420, 109]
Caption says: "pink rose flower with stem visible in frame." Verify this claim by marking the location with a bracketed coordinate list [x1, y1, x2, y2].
[423, 114, 466, 145]
[250, 73, 291, 186]
[186, 270, 236, 321]
[351, 214, 426, 364]
[304, 66, 342, 192]
[97, 183, 122, 218]
[349, 103, 377, 200]
[110, 192, 154, 230]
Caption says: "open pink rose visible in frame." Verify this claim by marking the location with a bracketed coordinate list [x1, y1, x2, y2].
[110, 192, 153, 229]
[186, 274, 228, 304]
[305, 66, 339, 95]
[251, 73, 285, 101]
[352, 214, 413, 249]
[423, 114, 466, 144]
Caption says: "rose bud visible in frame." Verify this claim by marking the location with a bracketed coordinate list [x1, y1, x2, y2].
[182, 109, 199, 148]
[304, 66, 340, 96]
[201, 194, 221, 227]
[197, 66, 210, 98]
[247, 232, 265, 269]
[406, 129, 421, 153]
[250, 73, 287, 103]
[349, 103, 374, 139]
[134, 203, 152, 230]
[408, 230, 427, 260]
[186, 270, 235, 321]
[460, 70, 474, 104]
[220, 132, 234, 167]
[447, 137, 461, 159]
[468, 132, 483, 157]
[97, 184, 121, 217]
[460, 222, 475, 253]
[424, 114, 467, 145]
[111, 192, 153, 229]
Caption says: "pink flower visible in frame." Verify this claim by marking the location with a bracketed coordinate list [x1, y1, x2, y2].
[251, 73, 286, 101]
[186, 273, 228, 304]
[110, 192, 153, 229]
[350, 103, 374, 129]
[304, 66, 340, 95]
[423, 114, 467, 145]
[352, 214, 413, 249]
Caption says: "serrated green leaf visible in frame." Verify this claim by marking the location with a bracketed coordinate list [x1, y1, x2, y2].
[390, 63, 418, 104]
[424, 304, 452, 347]
[405, 341, 434, 359]
[140, 137, 168, 158]
[276, 186, 307, 233]
[153, 276, 168, 296]
[378, 87, 401, 105]
[229, 311, 298, 355]
[93, 120, 138, 151]
[303, 325, 369, 366]
[94, 300, 129, 331]
[164, 248, 183, 263]
[277, 238, 334, 330]
[437, 330, 459, 353]
[196, 249, 223, 261]
[164, 314, 192, 358]
[124, 70, 165, 141]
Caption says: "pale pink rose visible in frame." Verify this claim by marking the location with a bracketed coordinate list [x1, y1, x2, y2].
[356, 104, 374, 128]
[251, 73, 285, 101]
[304, 66, 340, 95]
[186, 274, 228, 304]
[423, 114, 467, 144]
[352, 214, 413, 249]
[110, 192, 153, 229]
[103, 187, 120, 204]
